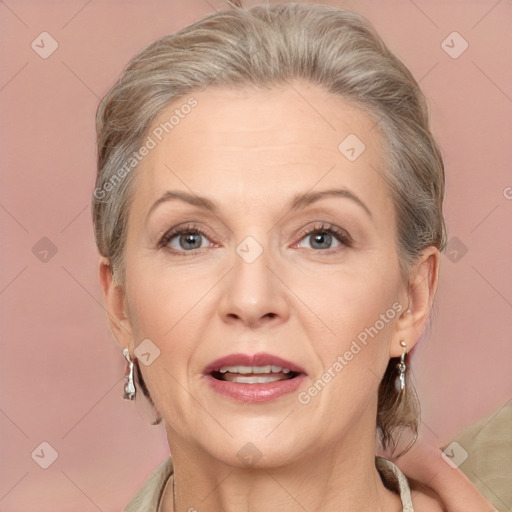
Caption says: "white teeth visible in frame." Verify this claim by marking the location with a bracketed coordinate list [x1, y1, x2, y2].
[218, 365, 292, 374]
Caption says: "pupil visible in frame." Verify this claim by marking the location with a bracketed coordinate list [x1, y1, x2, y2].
[181, 233, 201, 250]
[311, 232, 331, 249]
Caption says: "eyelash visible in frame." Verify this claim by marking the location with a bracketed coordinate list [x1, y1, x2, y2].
[158, 223, 213, 255]
[158, 222, 353, 255]
[295, 222, 353, 251]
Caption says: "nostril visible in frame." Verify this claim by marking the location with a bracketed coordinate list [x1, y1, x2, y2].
[224, 312, 279, 323]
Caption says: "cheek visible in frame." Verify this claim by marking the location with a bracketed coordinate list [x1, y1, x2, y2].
[301, 255, 401, 340]
[299, 286, 399, 429]
[122, 270, 196, 409]
[123, 257, 223, 391]
[299, 256, 401, 388]
[125, 274, 209, 421]
[125, 256, 216, 341]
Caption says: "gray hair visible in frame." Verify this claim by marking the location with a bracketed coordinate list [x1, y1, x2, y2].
[92, 2, 446, 452]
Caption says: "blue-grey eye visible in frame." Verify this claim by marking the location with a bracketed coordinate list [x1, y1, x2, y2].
[167, 231, 210, 251]
[298, 230, 343, 250]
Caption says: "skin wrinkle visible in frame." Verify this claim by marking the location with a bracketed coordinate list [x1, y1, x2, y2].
[101, 83, 440, 511]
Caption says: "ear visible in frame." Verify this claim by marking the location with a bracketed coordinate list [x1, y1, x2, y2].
[391, 246, 441, 357]
[98, 257, 134, 353]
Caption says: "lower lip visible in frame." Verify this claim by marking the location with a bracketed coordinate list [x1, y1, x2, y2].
[204, 374, 306, 402]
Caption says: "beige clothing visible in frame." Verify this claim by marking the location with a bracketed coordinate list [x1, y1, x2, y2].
[124, 456, 414, 511]
[454, 401, 512, 512]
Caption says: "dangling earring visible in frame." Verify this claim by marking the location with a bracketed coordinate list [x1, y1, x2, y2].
[395, 340, 407, 393]
[123, 348, 136, 400]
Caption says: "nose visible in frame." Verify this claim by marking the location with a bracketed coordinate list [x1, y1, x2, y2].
[218, 242, 290, 329]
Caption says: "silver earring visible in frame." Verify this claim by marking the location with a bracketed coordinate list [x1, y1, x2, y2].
[123, 348, 136, 400]
[396, 340, 407, 392]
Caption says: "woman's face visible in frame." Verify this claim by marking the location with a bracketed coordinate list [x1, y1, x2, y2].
[116, 82, 414, 466]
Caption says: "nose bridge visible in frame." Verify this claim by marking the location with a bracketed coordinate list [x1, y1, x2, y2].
[219, 233, 289, 326]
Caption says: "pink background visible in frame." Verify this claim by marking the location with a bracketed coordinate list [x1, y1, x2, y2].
[1, 0, 511, 510]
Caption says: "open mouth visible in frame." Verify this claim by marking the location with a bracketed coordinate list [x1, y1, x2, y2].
[204, 353, 306, 401]
[211, 365, 299, 384]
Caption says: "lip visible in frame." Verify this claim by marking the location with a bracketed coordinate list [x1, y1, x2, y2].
[204, 352, 307, 375]
[203, 352, 307, 403]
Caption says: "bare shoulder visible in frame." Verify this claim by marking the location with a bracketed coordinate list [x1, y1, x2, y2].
[409, 481, 446, 512]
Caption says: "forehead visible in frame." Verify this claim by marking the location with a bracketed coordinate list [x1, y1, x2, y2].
[130, 82, 393, 221]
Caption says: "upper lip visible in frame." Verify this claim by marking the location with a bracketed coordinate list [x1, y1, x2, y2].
[204, 352, 307, 375]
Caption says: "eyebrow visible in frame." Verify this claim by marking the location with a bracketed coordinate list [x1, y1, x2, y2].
[290, 188, 372, 219]
[146, 187, 372, 222]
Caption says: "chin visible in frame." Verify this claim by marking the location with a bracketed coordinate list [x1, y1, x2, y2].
[200, 426, 316, 470]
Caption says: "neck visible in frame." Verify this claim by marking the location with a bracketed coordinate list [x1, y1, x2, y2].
[161, 419, 402, 512]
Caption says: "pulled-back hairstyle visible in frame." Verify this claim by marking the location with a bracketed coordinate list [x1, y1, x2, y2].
[92, 2, 446, 454]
